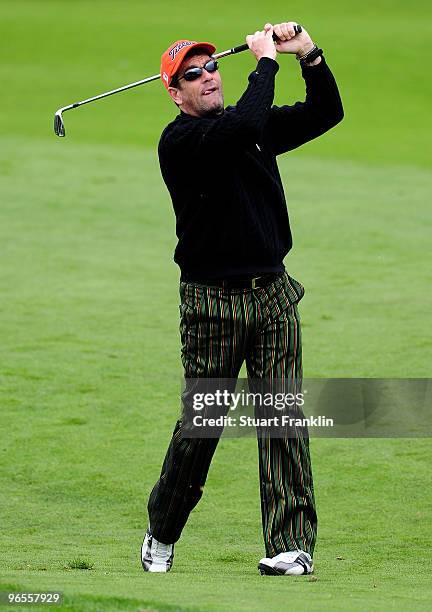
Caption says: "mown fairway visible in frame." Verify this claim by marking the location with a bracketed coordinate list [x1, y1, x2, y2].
[1, 1, 431, 610]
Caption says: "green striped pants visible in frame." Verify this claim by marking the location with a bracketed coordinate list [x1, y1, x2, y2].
[148, 272, 317, 557]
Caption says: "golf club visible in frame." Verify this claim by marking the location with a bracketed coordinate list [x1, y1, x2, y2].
[54, 26, 302, 137]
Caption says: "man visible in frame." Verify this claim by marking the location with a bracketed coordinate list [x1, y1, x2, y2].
[142, 21, 343, 575]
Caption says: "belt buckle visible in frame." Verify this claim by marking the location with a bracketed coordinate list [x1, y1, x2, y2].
[251, 276, 261, 289]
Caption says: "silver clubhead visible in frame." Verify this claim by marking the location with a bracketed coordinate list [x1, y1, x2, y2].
[54, 111, 65, 137]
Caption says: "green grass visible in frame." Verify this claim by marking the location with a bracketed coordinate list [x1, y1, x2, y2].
[1, 0, 431, 610]
[66, 561, 95, 571]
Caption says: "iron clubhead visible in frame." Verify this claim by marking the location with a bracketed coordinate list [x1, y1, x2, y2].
[54, 111, 65, 137]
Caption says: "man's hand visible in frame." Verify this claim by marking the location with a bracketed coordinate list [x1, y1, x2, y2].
[246, 23, 277, 61]
[273, 22, 316, 59]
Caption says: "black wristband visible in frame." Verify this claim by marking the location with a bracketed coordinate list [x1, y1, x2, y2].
[299, 46, 323, 66]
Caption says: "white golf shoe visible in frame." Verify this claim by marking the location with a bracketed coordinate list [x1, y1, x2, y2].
[258, 550, 314, 576]
[141, 530, 174, 573]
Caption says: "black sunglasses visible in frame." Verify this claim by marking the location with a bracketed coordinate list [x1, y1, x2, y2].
[175, 59, 219, 84]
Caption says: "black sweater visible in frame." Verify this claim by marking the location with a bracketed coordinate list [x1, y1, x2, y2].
[158, 56, 343, 278]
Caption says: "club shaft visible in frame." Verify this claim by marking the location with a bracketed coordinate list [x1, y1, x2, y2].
[54, 25, 303, 133]
[66, 73, 161, 111]
[61, 27, 303, 110]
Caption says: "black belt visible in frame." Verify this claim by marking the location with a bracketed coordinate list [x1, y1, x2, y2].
[181, 272, 283, 290]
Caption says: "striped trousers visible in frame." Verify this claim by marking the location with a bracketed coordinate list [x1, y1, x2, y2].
[147, 272, 317, 557]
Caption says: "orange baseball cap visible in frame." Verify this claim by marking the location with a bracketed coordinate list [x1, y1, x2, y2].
[160, 39, 216, 90]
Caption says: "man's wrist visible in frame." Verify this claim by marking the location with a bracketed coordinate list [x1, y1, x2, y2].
[297, 45, 324, 67]
[257, 53, 277, 61]
[304, 56, 322, 67]
[296, 41, 315, 59]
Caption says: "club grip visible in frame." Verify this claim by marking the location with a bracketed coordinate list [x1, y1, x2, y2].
[274, 23, 302, 39]
[230, 24, 302, 55]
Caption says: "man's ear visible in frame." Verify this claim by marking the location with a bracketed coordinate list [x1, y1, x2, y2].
[168, 86, 182, 106]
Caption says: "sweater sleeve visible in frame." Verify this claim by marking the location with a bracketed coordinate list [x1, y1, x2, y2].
[265, 57, 344, 156]
[160, 57, 279, 153]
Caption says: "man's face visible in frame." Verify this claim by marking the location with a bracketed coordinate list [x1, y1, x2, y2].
[168, 53, 224, 117]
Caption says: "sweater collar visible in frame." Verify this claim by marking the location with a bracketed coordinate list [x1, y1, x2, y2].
[178, 108, 225, 120]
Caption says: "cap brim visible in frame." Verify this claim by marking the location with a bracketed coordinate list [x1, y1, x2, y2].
[170, 41, 216, 84]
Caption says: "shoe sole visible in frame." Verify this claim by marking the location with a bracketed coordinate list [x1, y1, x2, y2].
[259, 562, 283, 576]
[258, 562, 314, 576]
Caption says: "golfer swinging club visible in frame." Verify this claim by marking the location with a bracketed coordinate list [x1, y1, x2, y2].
[142, 21, 343, 575]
